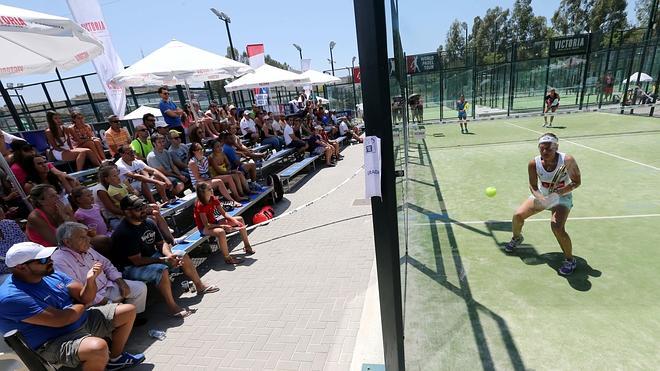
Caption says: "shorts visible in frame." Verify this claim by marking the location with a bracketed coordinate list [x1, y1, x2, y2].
[311, 146, 325, 155]
[37, 303, 118, 368]
[122, 253, 174, 285]
[529, 192, 573, 210]
[458, 111, 467, 119]
[51, 149, 64, 161]
[604, 86, 613, 94]
[287, 140, 306, 149]
[167, 176, 181, 187]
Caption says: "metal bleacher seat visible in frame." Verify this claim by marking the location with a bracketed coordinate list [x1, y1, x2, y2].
[277, 154, 320, 192]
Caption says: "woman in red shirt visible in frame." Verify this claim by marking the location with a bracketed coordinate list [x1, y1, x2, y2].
[193, 182, 254, 265]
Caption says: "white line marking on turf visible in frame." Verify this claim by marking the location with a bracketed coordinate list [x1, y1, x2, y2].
[504, 121, 660, 172]
[409, 213, 660, 226]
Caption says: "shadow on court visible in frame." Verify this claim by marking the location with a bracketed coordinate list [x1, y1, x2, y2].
[485, 221, 602, 292]
[401, 138, 525, 371]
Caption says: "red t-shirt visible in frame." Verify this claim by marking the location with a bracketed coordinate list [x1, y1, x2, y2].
[193, 196, 220, 230]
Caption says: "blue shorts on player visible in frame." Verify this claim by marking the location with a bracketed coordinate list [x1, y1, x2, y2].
[458, 111, 467, 119]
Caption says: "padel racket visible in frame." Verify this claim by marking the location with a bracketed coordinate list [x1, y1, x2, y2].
[551, 98, 559, 107]
[547, 164, 567, 193]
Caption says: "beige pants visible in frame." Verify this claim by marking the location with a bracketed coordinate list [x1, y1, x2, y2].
[104, 279, 148, 313]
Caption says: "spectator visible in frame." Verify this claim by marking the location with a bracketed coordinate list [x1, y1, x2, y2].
[339, 116, 363, 143]
[111, 195, 219, 317]
[222, 133, 261, 187]
[207, 139, 249, 201]
[239, 110, 259, 142]
[227, 104, 238, 126]
[283, 117, 308, 159]
[154, 120, 173, 149]
[45, 111, 99, 170]
[272, 114, 284, 136]
[167, 129, 190, 178]
[0, 241, 144, 370]
[68, 111, 106, 164]
[226, 125, 267, 160]
[9, 140, 79, 190]
[130, 124, 153, 161]
[158, 87, 185, 139]
[204, 101, 225, 135]
[0, 207, 27, 282]
[261, 115, 284, 151]
[187, 142, 242, 207]
[70, 186, 110, 236]
[0, 129, 22, 159]
[147, 133, 187, 196]
[0, 167, 26, 219]
[307, 126, 335, 167]
[188, 125, 205, 145]
[52, 222, 148, 321]
[115, 145, 173, 205]
[193, 182, 253, 265]
[104, 114, 132, 158]
[318, 125, 342, 161]
[22, 155, 71, 206]
[142, 113, 157, 136]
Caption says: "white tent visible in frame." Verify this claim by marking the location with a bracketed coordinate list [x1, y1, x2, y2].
[0, 4, 103, 77]
[111, 40, 253, 86]
[122, 105, 162, 127]
[299, 69, 341, 86]
[623, 72, 654, 84]
[224, 64, 310, 92]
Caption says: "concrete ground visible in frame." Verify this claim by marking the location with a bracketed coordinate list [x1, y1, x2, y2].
[121, 143, 384, 371]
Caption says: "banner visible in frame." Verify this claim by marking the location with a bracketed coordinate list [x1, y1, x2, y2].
[247, 44, 267, 97]
[301, 59, 312, 72]
[353, 67, 361, 83]
[67, 0, 126, 118]
[549, 34, 589, 57]
[406, 53, 439, 74]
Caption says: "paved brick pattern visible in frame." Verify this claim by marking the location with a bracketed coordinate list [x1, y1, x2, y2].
[126, 144, 375, 370]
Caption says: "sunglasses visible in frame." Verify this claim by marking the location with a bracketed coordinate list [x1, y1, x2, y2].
[25, 257, 51, 265]
[161, 92, 170, 95]
[124, 150, 135, 155]
[110, 120, 120, 123]
[137, 129, 147, 132]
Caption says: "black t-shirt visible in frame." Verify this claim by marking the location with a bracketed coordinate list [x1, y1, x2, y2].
[111, 218, 163, 269]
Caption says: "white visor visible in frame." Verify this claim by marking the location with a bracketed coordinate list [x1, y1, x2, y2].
[538, 135, 558, 145]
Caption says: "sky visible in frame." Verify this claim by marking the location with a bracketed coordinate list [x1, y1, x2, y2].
[1, 0, 640, 103]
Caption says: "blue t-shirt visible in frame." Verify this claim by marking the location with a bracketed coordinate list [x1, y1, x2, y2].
[0, 272, 88, 349]
[222, 144, 240, 170]
[456, 100, 466, 111]
[159, 100, 182, 128]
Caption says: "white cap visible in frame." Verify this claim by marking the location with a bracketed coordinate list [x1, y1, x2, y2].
[155, 120, 168, 128]
[538, 135, 558, 144]
[5, 242, 56, 268]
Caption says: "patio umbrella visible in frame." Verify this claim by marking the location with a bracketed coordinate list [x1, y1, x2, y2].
[224, 64, 310, 92]
[299, 69, 341, 86]
[0, 4, 103, 77]
[622, 72, 654, 84]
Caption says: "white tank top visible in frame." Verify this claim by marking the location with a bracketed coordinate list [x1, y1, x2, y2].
[535, 152, 571, 195]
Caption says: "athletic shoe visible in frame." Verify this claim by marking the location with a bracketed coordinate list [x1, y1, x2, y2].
[558, 258, 577, 276]
[541, 122, 547, 127]
[106, 352, 146, 370]
[504, 235, 524, 253]
[173, 237, 188, 245]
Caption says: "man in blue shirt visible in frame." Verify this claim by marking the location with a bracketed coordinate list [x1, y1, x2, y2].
[0, 242, 144, 370]
[158, 86, 185, 142]
[222, 133, 261, 189]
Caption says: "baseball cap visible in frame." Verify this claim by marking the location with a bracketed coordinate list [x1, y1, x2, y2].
[155, 120, 168, 129]
[5, 242, 56, 268]
[120, 194, 146, 210]
[228, 104, 236, 110]
[168, 129, 181, 138]
[243, 110, 251, 116]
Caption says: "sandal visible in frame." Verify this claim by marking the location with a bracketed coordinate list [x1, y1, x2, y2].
[198, 285, 220, 295]
[231, 201, 243, 208]
[224, 255, 242, 265]
[244, 245, 255, 255]
[172, 308, 196, 318]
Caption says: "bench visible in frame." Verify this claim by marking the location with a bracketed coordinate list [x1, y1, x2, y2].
[69, 167, 100, 185]
[251, 143, 271, 153]
[277, 154, 320, 192]
[3, 330, 52, 371]
[256, 148, 295, 177]
[171, 186, 274, 255]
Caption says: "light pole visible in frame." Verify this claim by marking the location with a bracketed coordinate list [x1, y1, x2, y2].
[329, 41, 336, 76]
[293, 43, 303, 70]
[351, 56, 358, 113]
[210, 8, 241, 106]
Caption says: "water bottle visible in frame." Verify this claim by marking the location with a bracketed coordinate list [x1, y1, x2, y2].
[148, 329, 167, 341]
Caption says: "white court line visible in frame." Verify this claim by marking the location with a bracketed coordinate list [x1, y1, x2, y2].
[409, 213, 660, 226]
[504, 120, 660, 172]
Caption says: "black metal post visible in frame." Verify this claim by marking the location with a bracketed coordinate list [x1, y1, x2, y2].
[128, 87, 139, 109]
[600, 28, 615, 108]
[55, 68, 73, 112]
[223, 19, 240, 105]
[81, 75, 102, 122]
[543, 54, 551, 112]
[42, 83, 55, 110]
[621, 45, 636, 113]
[330, 45, 336, 76]
[578, 33, 593, 109]
[175, 85, 187, 107]
[508, 42, 517, 115]
[0, 80, 24, 131]
[353, 0, 405, 369]
[352, 59, 358, 114]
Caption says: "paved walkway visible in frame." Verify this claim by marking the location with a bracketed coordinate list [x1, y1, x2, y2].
[126, 143, 376, 371]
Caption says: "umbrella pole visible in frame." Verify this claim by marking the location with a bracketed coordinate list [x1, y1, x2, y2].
[184, 80, 198, 122]
[0, 154, 32, 212]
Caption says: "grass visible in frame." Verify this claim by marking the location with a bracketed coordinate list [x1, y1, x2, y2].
[399, 112, 660, 370]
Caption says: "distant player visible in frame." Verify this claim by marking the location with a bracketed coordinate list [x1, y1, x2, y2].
[504, 133, 582, 276]
[543, 88, 560, 127]
[456, 95, 468, 133]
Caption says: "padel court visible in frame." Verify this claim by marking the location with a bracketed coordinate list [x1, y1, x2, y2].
[398, 112, 660, 370]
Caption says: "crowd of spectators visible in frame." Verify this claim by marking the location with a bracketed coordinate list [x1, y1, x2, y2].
[0, 86, 363, 369]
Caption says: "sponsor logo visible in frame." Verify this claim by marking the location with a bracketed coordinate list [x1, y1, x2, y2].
[553, 37, 585, 50]
[0, 66, 24, 74]
[80, 20, 106, 32]
[75, 52, 89, 62]
[0, 16, 27, 27]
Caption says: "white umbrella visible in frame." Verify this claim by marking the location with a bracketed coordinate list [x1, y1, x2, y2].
[110, 40, 252, 86]
[299, 69, 341, 86]
[225, 64, 310, 92]
[0, 4, 103, 77]
[623, 72, 654, 84]
[122, 105, 163, 120]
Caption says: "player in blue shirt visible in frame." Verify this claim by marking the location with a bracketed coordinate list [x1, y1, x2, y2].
[0, 242, 143, 370]
[158, 86, 185, 140]
[456, 95, 469, 134]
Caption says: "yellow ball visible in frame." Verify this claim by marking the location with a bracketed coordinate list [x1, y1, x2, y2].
[485, 187, 497, 197]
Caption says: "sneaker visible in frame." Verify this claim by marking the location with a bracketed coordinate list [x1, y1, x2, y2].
[173, 237, 188, 245]
[558, 258, 577, 276]
[504, 235, 524, 253]
[106, 352, 146, 370]
[541, 122, 547, 127]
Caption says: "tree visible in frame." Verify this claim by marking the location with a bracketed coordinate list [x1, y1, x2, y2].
[551, 0, 589, 35]
[264, 55, 290, 70]
[530, 16, 549, 40]
[445, 20, 466, 61]
[470, 7, 511, 62]
[589, 0, 628, 34]
[635, 0, 659, 30]
[511, 0, 535, 42]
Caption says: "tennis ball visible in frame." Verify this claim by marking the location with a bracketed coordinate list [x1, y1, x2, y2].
[485, 187, 497, 197]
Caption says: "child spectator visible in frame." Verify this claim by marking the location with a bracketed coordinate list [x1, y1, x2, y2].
[70, 186, 110, 236]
